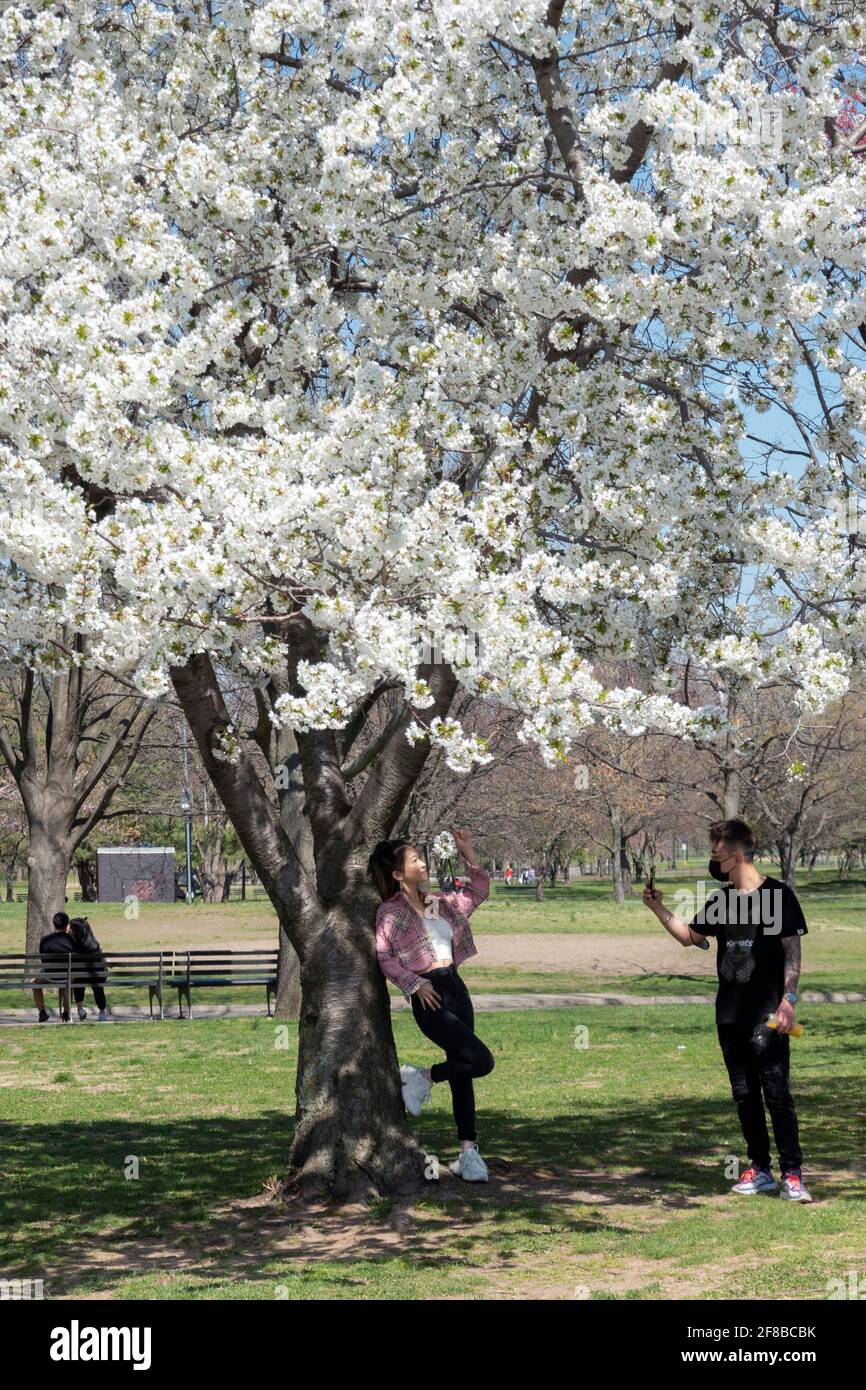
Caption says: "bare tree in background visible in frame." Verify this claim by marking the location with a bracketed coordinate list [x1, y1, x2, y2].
[0, 648, 156, 954]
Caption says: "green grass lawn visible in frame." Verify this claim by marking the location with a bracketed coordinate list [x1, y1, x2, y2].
[3, 866, 863, 1007]
[458, 966, 866, 997]
[1, 1006, 863, 1300]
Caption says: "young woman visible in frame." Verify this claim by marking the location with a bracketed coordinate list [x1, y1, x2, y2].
[369, 827, 495, 1182]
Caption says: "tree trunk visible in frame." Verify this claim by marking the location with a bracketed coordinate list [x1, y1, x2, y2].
[776, 834, 798, 889]
[722, 764, 740, 818]
[220, 866, 237, 901]
[76, 858, 98, 901]
[169, 647, 457, 1202]
[26, 828, 70, 956]
[197, 827, 225, 903]
[286, 896, 427, 1200]
[275, 926, 302, 1020]
[620, 842, 632, 898]
[610, 808, 627, 904]
[612, 853, 625, 903]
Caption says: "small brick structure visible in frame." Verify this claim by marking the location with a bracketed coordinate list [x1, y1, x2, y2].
[96, 847, 176, 904]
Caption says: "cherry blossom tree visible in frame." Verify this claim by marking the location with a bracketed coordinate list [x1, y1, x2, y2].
[3, 1, 866, 1199]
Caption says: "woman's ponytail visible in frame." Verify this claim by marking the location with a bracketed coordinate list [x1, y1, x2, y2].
[367, 839, 410, 902]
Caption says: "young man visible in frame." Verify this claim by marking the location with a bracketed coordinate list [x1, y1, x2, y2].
[644, 818, 812, 1202]
[32, 911, 75, 1023]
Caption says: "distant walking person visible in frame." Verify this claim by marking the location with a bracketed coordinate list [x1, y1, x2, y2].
[70, 917, 109, 1021]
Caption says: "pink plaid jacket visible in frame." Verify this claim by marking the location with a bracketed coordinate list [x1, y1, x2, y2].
[374, 865, 490, 1002]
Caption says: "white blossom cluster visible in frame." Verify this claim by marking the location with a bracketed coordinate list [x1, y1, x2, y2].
[431, 831, 457, 861]
[1, 1, 865, 773]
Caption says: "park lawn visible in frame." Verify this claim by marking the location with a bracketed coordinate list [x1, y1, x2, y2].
[1, 1006, 863, 1300]
[3, 864, 864, 951]
[0, 898, 280, 953]
[456, 966, 866, 998]
[1, 872, 863, 1008]
[466, 871, 866, 935]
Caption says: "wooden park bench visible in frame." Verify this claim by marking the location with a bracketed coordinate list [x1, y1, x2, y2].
[169, 950, 278, 1019]
[0, 948, 279, 1020]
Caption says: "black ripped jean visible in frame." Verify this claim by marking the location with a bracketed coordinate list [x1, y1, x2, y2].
[411, 965, 495, 1142]
[717, 1022, 803, 1173]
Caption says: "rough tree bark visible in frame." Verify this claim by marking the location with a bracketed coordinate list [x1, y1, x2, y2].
[609, 807, 633, 903]
[776, 832, 799, 889]
[722, 760, 741, 820]
[170, 622, 460, 1203]
[75, 854, 98, 901]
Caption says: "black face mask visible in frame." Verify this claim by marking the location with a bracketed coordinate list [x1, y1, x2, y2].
[708, 858, 731, 882]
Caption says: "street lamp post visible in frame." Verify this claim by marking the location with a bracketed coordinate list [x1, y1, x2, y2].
[180, 789, 193, 902]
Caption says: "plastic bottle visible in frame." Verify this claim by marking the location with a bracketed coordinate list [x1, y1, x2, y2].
[766, 1012, 804, 1037]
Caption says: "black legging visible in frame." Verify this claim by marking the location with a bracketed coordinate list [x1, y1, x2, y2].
[410, 965, 494, 1142]
[73, 985, 107, 1010]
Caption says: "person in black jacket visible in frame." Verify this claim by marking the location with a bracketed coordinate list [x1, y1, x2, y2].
[32, 912, 75, 1022]
[70, 917, 109, 1021]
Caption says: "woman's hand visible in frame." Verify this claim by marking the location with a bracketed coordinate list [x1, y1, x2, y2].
[452, 826, 476, 864]
[414, 981, 441, 1010]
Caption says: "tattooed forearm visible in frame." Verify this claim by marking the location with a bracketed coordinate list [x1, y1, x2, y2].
[782, 934, 801, 994]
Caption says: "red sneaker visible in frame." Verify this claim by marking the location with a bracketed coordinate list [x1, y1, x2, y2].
[732, 1166, 778, 1194]
[780, 1172, 813, 1202]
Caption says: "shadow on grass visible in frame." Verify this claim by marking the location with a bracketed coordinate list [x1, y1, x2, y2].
[3, 1061, 863, 1295]
[798, 878, 866, 896]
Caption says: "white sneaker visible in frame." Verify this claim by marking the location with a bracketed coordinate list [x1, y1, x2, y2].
[731, 1166, 778, 1195]
[449, 1144, 489, 1182]
[780, 1173, 813, 1203]
[77, 1006, 88, 1021]
[97, 1009, 108, 1022]
[400, 1064, 432, 1116]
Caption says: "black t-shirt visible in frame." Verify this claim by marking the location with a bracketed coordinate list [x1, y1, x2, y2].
[39, 931, 74, 956]
[689, 875, 807, 1028]
[38, 930, 74, 979]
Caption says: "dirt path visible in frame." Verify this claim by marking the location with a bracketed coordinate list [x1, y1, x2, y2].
[470, 932, 718, 975]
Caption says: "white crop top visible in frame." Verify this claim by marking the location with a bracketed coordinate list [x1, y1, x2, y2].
[423, 899, 454, 962]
